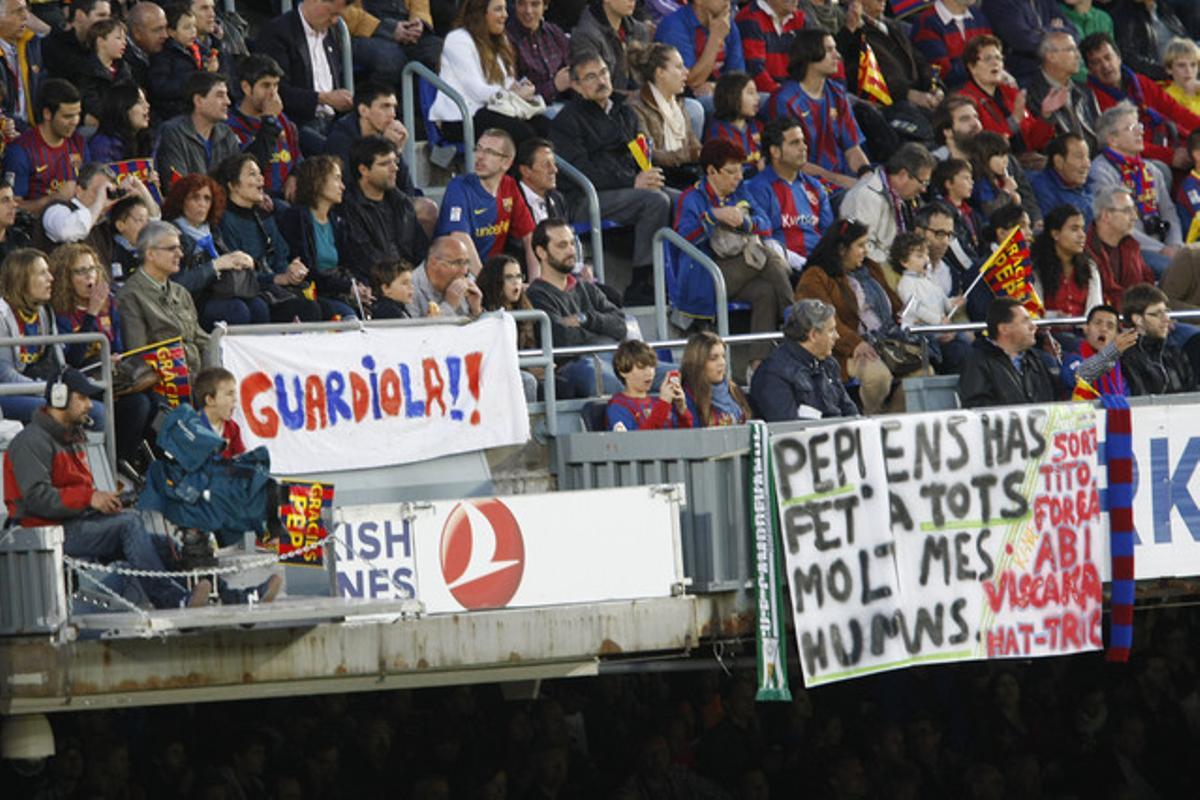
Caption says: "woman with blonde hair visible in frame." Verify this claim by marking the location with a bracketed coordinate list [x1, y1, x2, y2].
[430, 0, 551, 146]
[680, 330, 751, 427]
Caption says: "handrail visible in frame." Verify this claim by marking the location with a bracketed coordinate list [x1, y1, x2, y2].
[908, 308, 1200, 335]
[553, 157, 606, 284]
[0, 332, 115, 472]
[652, 228, 729, 340]
[401, 61, 475, 174]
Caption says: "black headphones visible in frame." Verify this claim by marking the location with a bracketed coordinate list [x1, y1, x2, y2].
[49, 366, 68, 410]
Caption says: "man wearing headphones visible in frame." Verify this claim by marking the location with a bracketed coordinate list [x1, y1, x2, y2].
[3, 368, 211, 609]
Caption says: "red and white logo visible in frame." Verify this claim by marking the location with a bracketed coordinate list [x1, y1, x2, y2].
[439, 499, 525, 609]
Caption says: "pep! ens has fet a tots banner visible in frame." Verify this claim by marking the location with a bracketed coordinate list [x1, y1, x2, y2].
[220, 316, 530, 474]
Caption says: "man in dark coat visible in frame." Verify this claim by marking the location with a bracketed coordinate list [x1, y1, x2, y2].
[959, 297, 1058, 408]
[751, 299, 858, 421]
[1120, 283, 1197, 396]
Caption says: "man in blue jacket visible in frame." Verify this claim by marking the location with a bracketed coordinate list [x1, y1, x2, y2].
[751, 299, 858, 421]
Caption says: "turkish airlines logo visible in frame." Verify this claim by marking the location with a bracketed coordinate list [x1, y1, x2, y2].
[439, 499, 525, 609]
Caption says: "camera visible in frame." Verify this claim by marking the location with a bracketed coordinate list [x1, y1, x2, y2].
[106, 186, 129, 201]
[1144, 214, 1171, 243]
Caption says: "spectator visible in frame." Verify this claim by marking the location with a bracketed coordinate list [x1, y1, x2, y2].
[840, 142, 936, 281]
[606, 339, 691, 431]
[434, 128, 537, 276]
[797, 0, 845, 34]
[3, 366, 209, 609]
[1026, 29, 1096, 152]
[78, 18, 132, 127]
[192, 366, 243, 458]
[931, 94, 982, 161]
[516, 136, 570, 223]
[705, 71, 763, 175]
[340, 135, 431, 284]
[1163, 37, 1200, 115]
[1059, 303, 1134, 396]
[212, 153, 323, 323]
[42, 162, 115, 246]
[837, 0, 942, 118]
[1162, 244, 1200, 309]
[1085, 186, 1155, 310]
[477, 253, 536, 347]
[570, 0, 651, 97]
[227, 54, 302, 204]
[680, 330, 751, 427]
[891, 230, 970, 374]
[1061, 1, 1114, 76]
[794, 219, 900, 414]
[89, 83, 154, 163]
[1088, 101, 1182, 276]
[745, 117, 833, 269]
[1112, 0, 1191, 82]
[48, 243, 160, 466]
[655, 0, 744, 115]
[359, 0, 442, 71]
[87, 194, 153, 283]
[155, 71, 240, 188]
[0, 248, 65, 421]
[1030, 133, 1095, 224]
[338, 1, 419, 100]
[958, 34, 1055, 154]
[674, 139, 792, 366]
[255, 0, 353, 152]
[148, 2, 210, 123]
[0, 179, 31, 261]
[550, 49, 672, 303]
[190, 0, 224, 78]
[1177, 128, 1200, 240]
[627, 43, 702, 189]
[908, 0, 994, 90]
[0, 0, 42, 129]
[1079, 32, 1200, 169]
[1120, 282, 1196, 394]
[915, 200, 976, 308]
[735, 0, 806, 96]
[509, 0, 571, 107]
[978, 0, 1068, 84]
[750, 298, 858, 420]
[1031, 204, 1103, 323]
[160, 172, 264, 328]
[369, 259, 414, 319]
[126, 2, 169, 91]
[527, 217, 630, 396]
[764, 29, 868, 191]
[42, 0, 110, 87]
[278, 155, 364, 319]
[430, 0, 550, 146]
[959, 296, 1058, 407]
[2, 78, 87, 217]
[408, 236, 482, 318]
[968, 131, 1025, 220]
[931, 157, 983, 259]
[118, 220, 211, 375]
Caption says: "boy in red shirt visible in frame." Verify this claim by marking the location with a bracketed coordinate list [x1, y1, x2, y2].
[193, 367, 245, 458]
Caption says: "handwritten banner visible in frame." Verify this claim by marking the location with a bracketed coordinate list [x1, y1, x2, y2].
[121, 336, 191, 407]
[220, 315, 530, 473]
[772, 404, 1102, 686]
[276, 480, 334, 566]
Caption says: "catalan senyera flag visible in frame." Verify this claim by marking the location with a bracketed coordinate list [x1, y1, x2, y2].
[628, 133, 653, 172]
[979, 226, 1044, 318]
[858, 42, 893, 106]
[1071, 376, 1101, 402]
[120, 336, 191, 408]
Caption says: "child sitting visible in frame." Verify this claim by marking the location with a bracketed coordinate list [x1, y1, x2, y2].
[1178, 129, 1200, 243]
[193, 366, 245, 459]
[892, 232, 971, 374]
[1164, 38, 1200, 116]
[606, 340, 692, 431]
[370, 260, 415, 319]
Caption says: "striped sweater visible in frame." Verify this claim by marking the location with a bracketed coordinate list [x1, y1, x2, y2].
[908, 4, 993, 90]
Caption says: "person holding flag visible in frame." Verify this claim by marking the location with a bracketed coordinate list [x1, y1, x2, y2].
[1059, 304, 1134, 398]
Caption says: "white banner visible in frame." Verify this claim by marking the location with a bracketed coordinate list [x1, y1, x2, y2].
[333, 485, 684, 612]
[773, 404, 1103, 687]
[220, 316, 529, 474]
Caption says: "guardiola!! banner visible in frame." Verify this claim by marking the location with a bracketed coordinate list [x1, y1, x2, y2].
[772, 404, 1103, 687]
[221, 316, 530, 473]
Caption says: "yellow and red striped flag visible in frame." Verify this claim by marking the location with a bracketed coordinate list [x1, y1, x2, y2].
[1071, 376, 1101, 402]
[858, 43, 893, 106]
[627, 133, 653, 172]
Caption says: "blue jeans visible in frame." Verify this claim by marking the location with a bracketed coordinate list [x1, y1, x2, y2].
[63, 511, 188, 609]
[201, 296, 270, 330]
[0, 396, 105, 429]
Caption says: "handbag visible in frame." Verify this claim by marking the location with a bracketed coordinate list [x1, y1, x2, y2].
[113, 357, 161, 396]
[486, 88, 546, 120]
[210, 267, 260, 300]
[869, 333, 926, 376]
[709, 223, 770, 270]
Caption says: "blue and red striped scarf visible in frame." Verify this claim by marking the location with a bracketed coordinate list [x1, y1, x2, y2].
[1101, 147, 1159, 218]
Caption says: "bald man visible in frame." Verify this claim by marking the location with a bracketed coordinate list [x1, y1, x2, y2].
[125, 2, 169, 90]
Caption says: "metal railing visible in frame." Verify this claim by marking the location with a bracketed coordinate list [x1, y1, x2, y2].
[402, 62, 474, 174]
[907, 308, 1200, 335]
[0, 333, 115, 470]
[554, 157, 606, 284]
[652, 229, 729, 340]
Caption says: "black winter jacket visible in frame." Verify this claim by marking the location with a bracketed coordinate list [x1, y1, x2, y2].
[750, 340, 858, 421]
[1120, 335, 1196, 396]
[958, 337, 1057, 408]
[1113, 0, 1190, 82]
[549, 96, 642, 203]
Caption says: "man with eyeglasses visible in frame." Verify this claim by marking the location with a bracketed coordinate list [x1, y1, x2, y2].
[1086, 185, 1155, 309]
[407, 236, 483, 319]
[434, 128, 537, 278]
[1120, 283, 1196, 395]
[1027, 30, 1096, 152]
[839, 142, 935, 288]
[914, 201, 977, 311]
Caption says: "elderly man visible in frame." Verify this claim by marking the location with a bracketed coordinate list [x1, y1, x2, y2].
[118, 221, 211, 376]
[1088, 101, 1182, 276]
[959, 297, 1058, 407]
[407, 236, 482, 319]
[1086, 185, 1157, 309]
[0, 0, 42, 128]
[750, 299, 858, 420]
[126, 2, 168, 90]
[1027, 29, 1095, 151]
[1030, 133, 1094, 222]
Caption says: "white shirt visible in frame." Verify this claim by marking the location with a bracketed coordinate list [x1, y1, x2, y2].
[934, 0, 971, 36]
[42, 199, 94, 244]
[300, 10, 335, 118]
[755, 0, 788, 34]
[520, 181, 549, 223]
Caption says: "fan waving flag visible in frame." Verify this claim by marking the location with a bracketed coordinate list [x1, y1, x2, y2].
[858, 42, 893, 106]
[979, 226, 1044, 317]
[1071, 377, 1101, 402]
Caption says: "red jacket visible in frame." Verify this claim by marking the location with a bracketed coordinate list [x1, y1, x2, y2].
[3, 410, 95, 527]
[1087, 71, 1200, 165]
[958, 79, 1055, 152]
[1086, 224, 1154, 311]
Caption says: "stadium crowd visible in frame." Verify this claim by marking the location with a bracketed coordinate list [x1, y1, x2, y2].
[3, 603, 1197, 799]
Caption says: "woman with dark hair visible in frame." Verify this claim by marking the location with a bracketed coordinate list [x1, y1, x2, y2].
[680, 330, 751, 427]
[279, 156, 363, 320]
[968, 131, 1024, 219]
[478, 253, 541, 400]
[431, 0, 551, 145]
[213, 154, 323, 324]
[930, 157, 982, 258]
[78, 19, 134, 127]
[89, 83, 155, 162]
[160, 173, 263, 329]
[705, 71, 763, 175]
[794, 218, 903, 414]
[1031, 204, 1103, 324]
[627, 42, 701, 188]
[0, 248, 63, 422]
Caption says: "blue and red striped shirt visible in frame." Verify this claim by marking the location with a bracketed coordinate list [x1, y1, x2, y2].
[435, 173, 535, 259]
[227, 111, 302, 195]
[764, 80, 863, 180]
[655, 5, 745, 81]
[735, 2, 806, 94]
[2, 124, 88, 200]
[744, 165, 832, 259]
[705, 117, 763, 173]
[908, 3, 993, 90]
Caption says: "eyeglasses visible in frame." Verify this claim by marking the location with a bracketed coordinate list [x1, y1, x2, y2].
[152, 244, 184, 252]
[1122, 121, 1144, 133]
[977, 53, 1004, 64]
[576, 64, 610, 84]
[1107, 205, 1137, 216]
[923, 227, 953, 239]
[1143, 309, 1169, 318]
[71, 265, 98, 276]
[474, 145, 513, 159]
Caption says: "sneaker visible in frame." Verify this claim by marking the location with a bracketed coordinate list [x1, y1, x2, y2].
[186, 579, 212, 608]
